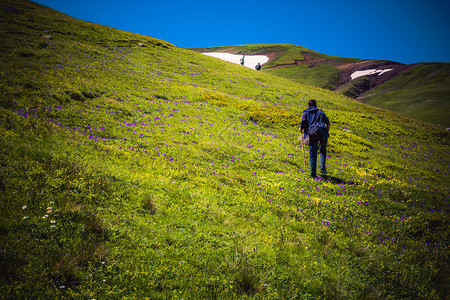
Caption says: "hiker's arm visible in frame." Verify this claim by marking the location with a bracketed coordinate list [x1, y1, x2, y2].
[324, 114, 330, 134]
[300, 112, 307, 132]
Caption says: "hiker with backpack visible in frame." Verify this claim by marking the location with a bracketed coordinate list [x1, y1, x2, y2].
[255, 63, 261, 71]
[240, 55, 245, 66]
[299, 99, 331, 178]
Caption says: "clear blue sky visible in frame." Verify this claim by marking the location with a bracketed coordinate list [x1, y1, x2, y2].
[33, 0, 450, 64]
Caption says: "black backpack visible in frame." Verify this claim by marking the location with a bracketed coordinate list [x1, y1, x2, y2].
[307, 110, 327, 140]
[308, 125, 325, 140]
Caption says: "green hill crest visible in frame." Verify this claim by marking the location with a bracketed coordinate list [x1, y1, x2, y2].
[1, 0, 448, 298]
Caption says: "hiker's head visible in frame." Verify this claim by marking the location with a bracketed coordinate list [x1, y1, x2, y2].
[308, 99, 317, 108]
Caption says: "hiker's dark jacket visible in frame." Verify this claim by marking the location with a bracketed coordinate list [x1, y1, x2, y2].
[300, 107, 330, 138]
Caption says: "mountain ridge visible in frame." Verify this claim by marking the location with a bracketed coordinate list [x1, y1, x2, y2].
[191, 44, 450, 127]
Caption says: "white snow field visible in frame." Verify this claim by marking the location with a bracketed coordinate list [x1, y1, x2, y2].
[202, 53, 269, 69]
[351, 69, 393, 80]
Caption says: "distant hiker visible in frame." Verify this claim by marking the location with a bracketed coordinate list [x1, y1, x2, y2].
[240, 55, 245, 66]
[299, 99, 331, 178]
[4, 5, 19, 13]
[255, 63, 261, 71]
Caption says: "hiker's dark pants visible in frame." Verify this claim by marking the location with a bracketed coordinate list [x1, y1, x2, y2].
[308, 132, 328, 177]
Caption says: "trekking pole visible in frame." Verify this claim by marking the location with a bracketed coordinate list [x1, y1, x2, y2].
[298, 133, 306, 171]
[301, 138, 306, 171]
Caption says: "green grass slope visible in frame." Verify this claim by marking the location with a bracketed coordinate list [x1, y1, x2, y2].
[1, 0, 449, 299]
[358, 63, 450, 128]
[193, 44, 360, 90]
[195, 44, 450, 128]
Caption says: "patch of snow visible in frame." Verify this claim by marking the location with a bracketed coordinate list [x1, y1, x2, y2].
[202, 52, 269, 69]
[351, 69, 392, 80]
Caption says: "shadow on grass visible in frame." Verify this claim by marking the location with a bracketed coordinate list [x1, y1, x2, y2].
[319, 175, 355, 185]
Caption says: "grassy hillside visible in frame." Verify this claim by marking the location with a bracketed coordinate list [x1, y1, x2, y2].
[1, 0, 449, 299]
[358, 63, 450, 128]
[266, 63, 341, 90]
[193, 44, 360, 89]
[195, 44, 450, 128]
